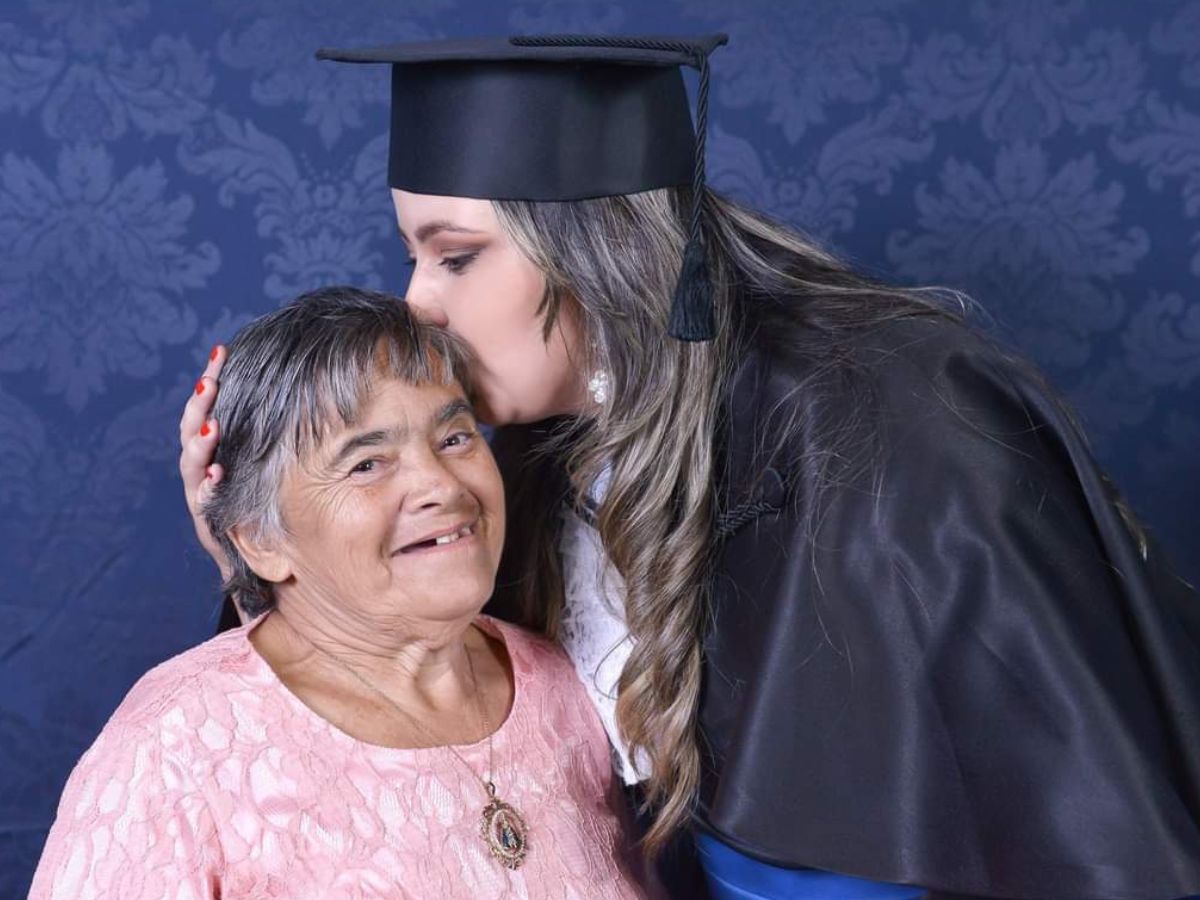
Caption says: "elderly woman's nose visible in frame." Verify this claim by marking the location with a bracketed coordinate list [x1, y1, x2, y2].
[406, 455, 467, 508]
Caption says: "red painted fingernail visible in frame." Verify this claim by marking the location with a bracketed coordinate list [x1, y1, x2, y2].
[195, 379, 205, 395]
[200, 422, 211, 437]
[210, 345, 220, 362]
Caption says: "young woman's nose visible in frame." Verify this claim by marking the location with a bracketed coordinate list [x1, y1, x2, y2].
[403, 277, 450, 328]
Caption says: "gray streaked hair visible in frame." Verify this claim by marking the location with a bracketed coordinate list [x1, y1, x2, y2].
[203, 285, 473, 618]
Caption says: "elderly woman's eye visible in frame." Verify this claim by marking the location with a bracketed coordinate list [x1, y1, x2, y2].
[441, 430, 475, 450]
[350, 458, 378, 474]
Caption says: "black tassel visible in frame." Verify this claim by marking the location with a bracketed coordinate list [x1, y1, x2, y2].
[668, 233, 714, 341]
[670, 38, 720, 342]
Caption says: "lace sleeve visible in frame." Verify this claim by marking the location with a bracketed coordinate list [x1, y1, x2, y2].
[29, 720, 223, 899]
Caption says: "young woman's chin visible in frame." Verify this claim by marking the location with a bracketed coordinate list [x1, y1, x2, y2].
[474, 400, 534, 428]
[470, 385, 518, 428]
[474, 378, 576, 427]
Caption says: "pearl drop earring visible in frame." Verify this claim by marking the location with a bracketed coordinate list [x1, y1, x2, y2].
[587, 369, 611, 405]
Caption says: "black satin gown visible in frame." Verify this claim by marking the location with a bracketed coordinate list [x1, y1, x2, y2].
[696, 314, 1200, 899]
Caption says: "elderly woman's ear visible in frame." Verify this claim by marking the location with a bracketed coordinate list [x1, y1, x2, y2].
[228, 525, 293, 585]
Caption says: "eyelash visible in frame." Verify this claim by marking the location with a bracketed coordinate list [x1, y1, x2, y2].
[350, 458, 380, 475]
[442, 430, 476, 450]
[440, 252, 479, 275]
[403, 252, 480, 276]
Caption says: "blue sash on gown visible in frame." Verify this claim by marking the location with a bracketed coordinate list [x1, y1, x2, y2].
[696, 833, 925, 900]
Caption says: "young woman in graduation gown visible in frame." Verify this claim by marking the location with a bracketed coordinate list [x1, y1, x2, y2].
[182, 35, 1200, 899]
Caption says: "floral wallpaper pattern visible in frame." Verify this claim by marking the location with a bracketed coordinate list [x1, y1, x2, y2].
[1, 1, 1197, 892]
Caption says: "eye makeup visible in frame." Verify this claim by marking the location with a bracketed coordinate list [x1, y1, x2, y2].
[440, 251, 480, 275]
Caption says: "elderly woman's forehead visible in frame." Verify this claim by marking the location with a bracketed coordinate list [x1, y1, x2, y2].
[309, 373, 468, 439]
[366, 374, 467, 415]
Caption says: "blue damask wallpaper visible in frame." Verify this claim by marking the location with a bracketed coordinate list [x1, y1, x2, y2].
[1, 0, 1197, 892]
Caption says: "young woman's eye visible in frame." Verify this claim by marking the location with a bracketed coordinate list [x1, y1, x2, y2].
[440, 251, 479, 276]
[404, 256, 417, 269]
[441, 430, 476, 450]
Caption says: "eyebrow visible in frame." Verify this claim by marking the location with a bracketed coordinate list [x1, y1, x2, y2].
[326, 398, 476, 470]
[401, 221, 486, 245]
[436, 398, 475, 426]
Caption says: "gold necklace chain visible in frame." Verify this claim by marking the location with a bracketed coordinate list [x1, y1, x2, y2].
[313, 624, 494, 783]
[276, 613, 530, 869]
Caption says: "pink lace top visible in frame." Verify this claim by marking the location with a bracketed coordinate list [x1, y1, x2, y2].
[30, 616, 655, 899]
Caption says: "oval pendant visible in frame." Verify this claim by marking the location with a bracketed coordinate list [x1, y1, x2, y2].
[480, 794, 529, 869]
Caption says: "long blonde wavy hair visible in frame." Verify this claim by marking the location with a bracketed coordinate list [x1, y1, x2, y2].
[490, 187, 956, 851]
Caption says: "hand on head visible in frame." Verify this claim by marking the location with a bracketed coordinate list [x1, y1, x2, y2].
[179, 344, 231, 580]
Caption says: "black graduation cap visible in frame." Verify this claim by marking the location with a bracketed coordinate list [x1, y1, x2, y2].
[316, 34, 729, 341]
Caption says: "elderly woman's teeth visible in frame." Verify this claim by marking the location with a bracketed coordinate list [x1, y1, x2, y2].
[435, 524, 474, 546]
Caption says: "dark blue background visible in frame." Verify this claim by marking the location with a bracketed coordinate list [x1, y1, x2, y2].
[2, 1, 1198, 893]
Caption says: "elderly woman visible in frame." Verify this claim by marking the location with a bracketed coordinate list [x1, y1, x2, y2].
[30, 286, 653, 898]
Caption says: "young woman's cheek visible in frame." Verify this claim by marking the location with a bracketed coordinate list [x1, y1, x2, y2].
[451, 289, 531, 381]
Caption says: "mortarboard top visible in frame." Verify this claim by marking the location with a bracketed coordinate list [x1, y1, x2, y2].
[318, 34, 729, 341]
[317, 34, 727, 67]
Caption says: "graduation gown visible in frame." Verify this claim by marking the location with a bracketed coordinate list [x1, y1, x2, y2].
[700, 314, 1200, 898]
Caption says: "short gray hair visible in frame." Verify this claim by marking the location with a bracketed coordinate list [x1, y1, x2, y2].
[203, 286, 473, 618]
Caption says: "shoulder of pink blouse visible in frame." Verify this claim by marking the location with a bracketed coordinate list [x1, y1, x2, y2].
[481, 617, 606, 719]
[29, 628, 254, 899]
[118, 626, 255, 721]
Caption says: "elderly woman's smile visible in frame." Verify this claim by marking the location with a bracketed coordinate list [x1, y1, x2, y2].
[395, 522, 476, 553]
